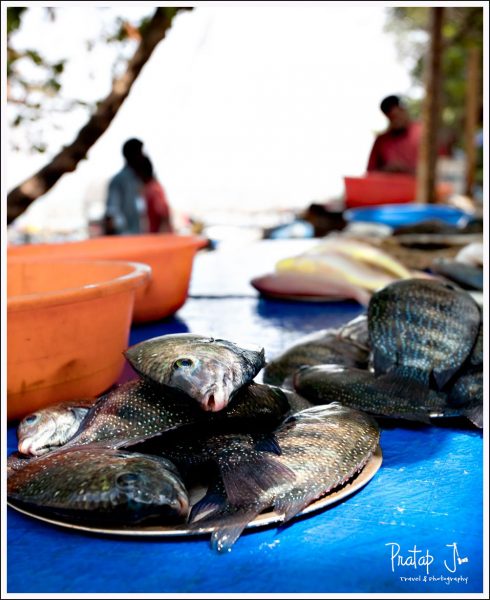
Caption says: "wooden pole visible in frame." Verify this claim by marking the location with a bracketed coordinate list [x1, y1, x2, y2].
[416, 7, 444, 204]
[464, 46, 480, 197]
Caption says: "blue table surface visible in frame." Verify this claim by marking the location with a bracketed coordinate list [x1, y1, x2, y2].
[6, 241, 485, 594]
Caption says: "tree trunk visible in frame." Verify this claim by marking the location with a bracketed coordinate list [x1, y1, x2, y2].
[7, 7, 191, 225]
[416, 7, 444, 204]
[464, 46, 480, 197]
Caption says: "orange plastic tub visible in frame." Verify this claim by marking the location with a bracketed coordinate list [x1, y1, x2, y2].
[344, 174, 453, 208]
[7, 234, 207, 323]
[7, 258, 151, 420]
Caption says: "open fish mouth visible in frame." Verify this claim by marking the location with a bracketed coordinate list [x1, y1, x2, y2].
[18, 440, 54, 457]
[198, 386, 228, 412]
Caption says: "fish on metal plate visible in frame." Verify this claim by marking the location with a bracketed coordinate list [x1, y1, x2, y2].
[293, 365, 450, 423]
[125, 334, 265, 412]
[187, 403, 380, 552]
[7, 447, 189, 525]
[63, 380, 291, 450]
[17, 398, 95, 457]
[368, 278, 481, 389]
[262, 327, 370, 389]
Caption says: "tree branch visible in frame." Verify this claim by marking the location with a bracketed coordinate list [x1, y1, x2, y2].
[7, 7, 192, 224]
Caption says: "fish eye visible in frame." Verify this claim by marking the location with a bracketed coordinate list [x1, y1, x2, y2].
[174, 358, 194, 369]
[24, 414, 40, 425]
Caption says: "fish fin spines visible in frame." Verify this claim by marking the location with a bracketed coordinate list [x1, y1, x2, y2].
[219, 452, 296, 506]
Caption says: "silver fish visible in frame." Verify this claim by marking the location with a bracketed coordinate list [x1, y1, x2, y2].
[17, 398, 95, 457]
[125, 334, 265, 412]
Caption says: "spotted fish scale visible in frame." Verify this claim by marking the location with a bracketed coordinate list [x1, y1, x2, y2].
[367, 279, 481, 389]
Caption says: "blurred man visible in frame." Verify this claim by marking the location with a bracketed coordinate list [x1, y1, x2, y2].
[104, 138, 146, 234]
[367, 95, 422, 175]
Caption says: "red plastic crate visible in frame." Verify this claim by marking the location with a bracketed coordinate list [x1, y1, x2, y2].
[344, 173, 416, 208]
[344, 173, 453, 209]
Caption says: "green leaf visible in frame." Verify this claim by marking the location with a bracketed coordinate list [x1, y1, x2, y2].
[7, 7, 27, 35]
[26, 49, 44, 66]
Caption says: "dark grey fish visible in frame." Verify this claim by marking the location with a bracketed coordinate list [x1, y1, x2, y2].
[64, 379, 291, 450]
[7, 447, 189, 525]
[17, 398, 95, 457]
[368, 278, 481, 389]
[293, 365, 449, 423]
[430, 258, 483, 291]
[187, 403, 380, 552]
[125, 334, 265, 412]
[262, 326, 370, 389]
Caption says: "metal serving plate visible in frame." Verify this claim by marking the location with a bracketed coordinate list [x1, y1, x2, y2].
[7, 446, 382, 537]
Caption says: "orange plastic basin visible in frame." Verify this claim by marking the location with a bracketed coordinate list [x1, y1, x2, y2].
[7, 258, 151, 420]
[7, 234, 207, 322]
[344, 174, 453, 208]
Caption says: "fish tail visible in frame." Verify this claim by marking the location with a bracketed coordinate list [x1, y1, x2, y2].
[210, 509, 261, 553]
[219, 451, 296, 506]
[188, 504, 265, 552]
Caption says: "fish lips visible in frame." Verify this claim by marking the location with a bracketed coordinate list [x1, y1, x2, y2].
[170, 370, 235, 412]
[195, 384, 232, 412]
[18, 418, 58, 456]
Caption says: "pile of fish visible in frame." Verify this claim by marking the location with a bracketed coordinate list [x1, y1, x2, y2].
[251, 236, 412, 305]
[7, 277, 483, 551]
[266, 278, 482, 428]
[7, 334, 380, 552]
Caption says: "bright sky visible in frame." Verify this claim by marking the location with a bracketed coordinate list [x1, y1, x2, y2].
[6, 4, 417, 231]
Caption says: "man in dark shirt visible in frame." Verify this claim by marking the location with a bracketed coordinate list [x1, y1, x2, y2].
[367, 95, 422, 175]
[104, 138, 146, 234]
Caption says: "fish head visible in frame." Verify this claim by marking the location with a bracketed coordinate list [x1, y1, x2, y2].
[115, 455, 190, 518]
[125, 334, 265, 412]
[17, 405, 86, 456]
[17, 410, 60, 456]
